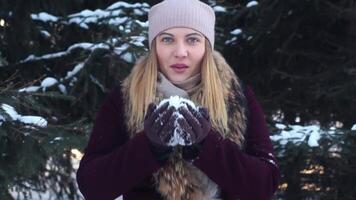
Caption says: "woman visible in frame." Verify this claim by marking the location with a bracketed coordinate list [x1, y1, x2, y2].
[76, 0, 280, 199]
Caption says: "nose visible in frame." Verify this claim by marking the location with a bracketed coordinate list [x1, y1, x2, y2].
[173, 42, 188, 59]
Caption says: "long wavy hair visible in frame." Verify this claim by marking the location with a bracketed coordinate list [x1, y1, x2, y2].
[123, 40, 228, 135]
[122, 39, 229, 137]
[122, 38, 247, 199]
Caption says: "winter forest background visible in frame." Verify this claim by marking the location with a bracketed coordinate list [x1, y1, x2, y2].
[0, 0, 355, 199]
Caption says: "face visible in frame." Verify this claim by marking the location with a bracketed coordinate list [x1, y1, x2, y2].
[155, 27, 206, 82]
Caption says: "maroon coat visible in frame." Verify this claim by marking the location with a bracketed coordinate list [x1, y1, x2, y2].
[76, 86, 280, 200]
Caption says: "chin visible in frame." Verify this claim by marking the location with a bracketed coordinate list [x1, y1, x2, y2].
[169, 76, 189, 82]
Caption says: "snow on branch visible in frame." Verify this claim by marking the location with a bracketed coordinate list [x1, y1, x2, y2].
[246, 1, 259, 8]
[107, 2, 150, 10]
[31, 12, 59, 22]
[1, 103, 48, 128]
[270, 123, 341, 147]
[19, 42, 111, 63]
[31, 1, 149, 29]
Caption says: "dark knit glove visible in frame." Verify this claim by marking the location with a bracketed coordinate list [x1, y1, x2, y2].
[144, 102, 177, 146]
[177, 104, 211, 145]
[144, 102, 177, 163]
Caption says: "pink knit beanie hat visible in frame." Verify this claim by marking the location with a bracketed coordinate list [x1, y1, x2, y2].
[148, 0, 216, 49]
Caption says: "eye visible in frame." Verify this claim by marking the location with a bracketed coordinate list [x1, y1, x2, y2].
[161, 37, 174, 44]
[187, 37, 200, 45]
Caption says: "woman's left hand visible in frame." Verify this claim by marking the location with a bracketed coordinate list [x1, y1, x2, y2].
[178, 104, 211, 145]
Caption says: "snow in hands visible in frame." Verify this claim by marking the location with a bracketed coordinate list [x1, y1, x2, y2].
[157, 96, 198, 146]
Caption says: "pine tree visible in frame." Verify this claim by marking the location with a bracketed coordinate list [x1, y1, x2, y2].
[0, 1, 150, 199]
[1, 0, 355, 199]
[220, 0, 356, 128]
[217, 0, 356, 199]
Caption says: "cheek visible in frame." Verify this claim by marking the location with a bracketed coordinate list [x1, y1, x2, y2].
[194, 48, 205, 64]
[156, 46, 167, 69]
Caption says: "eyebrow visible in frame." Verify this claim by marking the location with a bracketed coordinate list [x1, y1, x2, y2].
[158, 32, 204, 38]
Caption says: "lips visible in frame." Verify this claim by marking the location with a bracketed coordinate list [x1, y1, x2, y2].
[170, 64, 188, 73]
[171, 64, 188, 69]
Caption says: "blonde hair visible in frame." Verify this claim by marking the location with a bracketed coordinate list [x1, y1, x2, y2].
[197, 43, 228, 134]
[123, 40, 246, 199]
[122, 40, 229, 136]
[122, 41, 158, 133]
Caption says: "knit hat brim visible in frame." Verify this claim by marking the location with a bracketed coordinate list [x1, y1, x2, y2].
[148, 0, 215, 49]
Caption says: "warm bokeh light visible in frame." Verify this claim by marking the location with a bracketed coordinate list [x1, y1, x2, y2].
[0, 19, 5, 26]
[300, 165, 324, 175]
[279, 183, 288, 190]
[302, 183, 321, 191]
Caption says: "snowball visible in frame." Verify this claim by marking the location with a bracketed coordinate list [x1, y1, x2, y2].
[158, 96, 196, 110]
[156, 96, 198, 146]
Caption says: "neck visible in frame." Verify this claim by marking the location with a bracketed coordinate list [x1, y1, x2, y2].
[171, 73, 201, 91]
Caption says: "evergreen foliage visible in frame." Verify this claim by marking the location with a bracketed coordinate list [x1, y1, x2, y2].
[0, 0, 355, 199]
[222, 0, 356, 128]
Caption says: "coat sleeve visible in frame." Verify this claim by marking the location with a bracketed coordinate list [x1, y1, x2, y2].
[193, 86, 280, 200]
[76, 87, 161, 200]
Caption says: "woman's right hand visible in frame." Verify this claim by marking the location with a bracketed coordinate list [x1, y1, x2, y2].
[144, 102, 177, 146]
